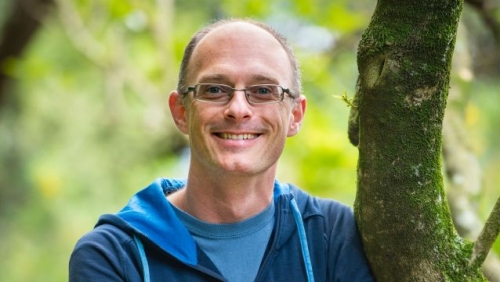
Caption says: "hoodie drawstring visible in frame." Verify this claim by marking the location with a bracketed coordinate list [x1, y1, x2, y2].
[290, 197, 315, 282]
[134, 183, 314, 282]
[134, 235, 150, 282]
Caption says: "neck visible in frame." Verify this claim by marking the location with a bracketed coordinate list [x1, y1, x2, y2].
[168, 168, 275, 224]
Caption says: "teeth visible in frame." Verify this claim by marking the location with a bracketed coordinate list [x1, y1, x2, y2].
[220, 133, 258, 140]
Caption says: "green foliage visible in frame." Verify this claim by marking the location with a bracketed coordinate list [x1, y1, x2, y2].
[290, 0, 368, 32]
[0, 0, 498, 281]
[222, 0, 271, 17]
[333, 91, 356, 108]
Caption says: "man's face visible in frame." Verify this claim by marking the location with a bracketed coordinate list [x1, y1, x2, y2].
[170, 22, 305, 178]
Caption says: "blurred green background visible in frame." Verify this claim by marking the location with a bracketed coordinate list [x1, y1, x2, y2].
[0, 0, 498, 281]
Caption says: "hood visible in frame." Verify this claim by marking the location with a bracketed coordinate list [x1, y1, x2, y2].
[95, 178, 299, 267]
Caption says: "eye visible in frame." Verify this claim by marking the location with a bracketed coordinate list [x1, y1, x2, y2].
[206, 85, 224, 94]
[257, 87, 271, 94]
[195, 84, 231, 102]
[250, 85, 275, 95]
[198, 84, 230, 95]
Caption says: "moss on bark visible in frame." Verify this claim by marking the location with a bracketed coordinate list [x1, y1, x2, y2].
[353, 0, 487, 280]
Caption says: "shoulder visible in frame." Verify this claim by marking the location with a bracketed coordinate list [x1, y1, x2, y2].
[286, 184, 360, 249]
[69, 221, 142, 281]
[287, 183, 354, 221]
[287, 184, 374, 281]
[73, 222, 135, 252]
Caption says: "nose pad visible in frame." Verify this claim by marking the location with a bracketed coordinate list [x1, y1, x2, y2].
[224, 90, 252, 120]
[227, 89, 250, 104]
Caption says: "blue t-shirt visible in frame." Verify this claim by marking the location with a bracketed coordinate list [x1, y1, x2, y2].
[171, 201, 275, 282]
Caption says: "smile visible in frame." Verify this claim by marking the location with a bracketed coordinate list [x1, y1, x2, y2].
[217, 133, 259, 140]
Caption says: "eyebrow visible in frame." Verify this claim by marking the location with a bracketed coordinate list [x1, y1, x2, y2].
[197, 73, 281, 85]
[197, 74, 227, 83]
[250, 74, 280, 84]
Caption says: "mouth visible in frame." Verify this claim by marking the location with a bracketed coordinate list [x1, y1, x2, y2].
[215, 133, 260, 140]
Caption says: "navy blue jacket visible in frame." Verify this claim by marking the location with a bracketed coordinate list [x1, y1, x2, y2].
[69, 178, 373, 281]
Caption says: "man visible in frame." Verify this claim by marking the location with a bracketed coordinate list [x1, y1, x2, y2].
[69, 18, 373, 281]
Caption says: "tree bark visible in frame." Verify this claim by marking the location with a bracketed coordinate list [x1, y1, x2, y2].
[351, 0, 491, 280]
[0, 0, 54, 108]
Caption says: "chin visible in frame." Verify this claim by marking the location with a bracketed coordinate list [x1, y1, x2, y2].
[219, 161, 274, 177]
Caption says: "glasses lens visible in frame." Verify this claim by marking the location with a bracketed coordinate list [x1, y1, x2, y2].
[246, 85, 282, 104]
[193, 84, 285, 104]
[195, 84, 231, 103]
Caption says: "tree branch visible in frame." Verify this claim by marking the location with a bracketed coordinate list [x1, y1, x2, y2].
[54, 0, 108, 68]
[151, 0, 175, 90]
[54, 0, 166, 105]
[464, 0, 500, 44]
[472, 196, 500, 267]
[0, 0, 54, 108]
[444, 22, 500, 281]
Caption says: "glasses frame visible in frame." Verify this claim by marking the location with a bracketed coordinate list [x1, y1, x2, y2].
[183, 83, 294, 105]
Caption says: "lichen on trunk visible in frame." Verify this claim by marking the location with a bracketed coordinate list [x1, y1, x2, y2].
[352, 0, 488, 280]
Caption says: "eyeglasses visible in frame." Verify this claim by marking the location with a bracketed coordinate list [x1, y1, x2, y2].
[183, 83, 294, 105]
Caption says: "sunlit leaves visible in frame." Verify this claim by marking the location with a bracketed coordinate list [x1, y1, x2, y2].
[220, 0, 271, 17]
[290, 0, 372, 33]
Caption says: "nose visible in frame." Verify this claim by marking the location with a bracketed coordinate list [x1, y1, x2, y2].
[223, 90, 252, 121]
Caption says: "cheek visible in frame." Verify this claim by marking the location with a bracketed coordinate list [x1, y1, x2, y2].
[270, 114, 290, 138]
[280, 107, 295, 132]
[285, 119, 296, 136]
[186, 106, 213, 136]
[187, 112, 202, 135]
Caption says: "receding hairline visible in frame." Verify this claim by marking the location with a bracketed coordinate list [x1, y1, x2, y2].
[177, 18, 302, 98]
[188, 21, 293, 81]
[197, 20, 279, 42]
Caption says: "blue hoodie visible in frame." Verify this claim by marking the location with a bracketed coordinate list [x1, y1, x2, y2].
[69, 178, 373, 281]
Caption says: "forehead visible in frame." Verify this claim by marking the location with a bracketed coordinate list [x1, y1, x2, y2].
[187, 22, 293, 84]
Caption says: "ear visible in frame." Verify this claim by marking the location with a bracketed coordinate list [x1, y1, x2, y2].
[168, 90, 189, 134]
[287, 95, 306, 137]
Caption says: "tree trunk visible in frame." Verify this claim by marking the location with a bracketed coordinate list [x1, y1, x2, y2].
[0, 0, 54, 217]
[0, 0, 54, 108]
[351, 0, 490, 280]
